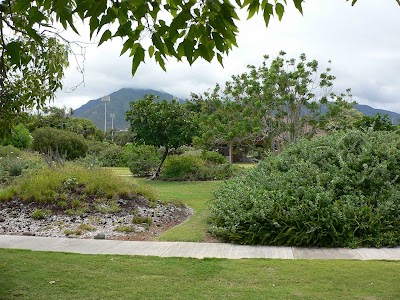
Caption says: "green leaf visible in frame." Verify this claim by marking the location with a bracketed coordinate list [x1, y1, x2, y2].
[26, 28, 42, 44]
[182, 39, 194, 64]
[89, 17, 99, 39]
[292, 0, 303, 14]
[148, 45, 155, 58]
[5, 41, 22, 66]
[120, 39, 134, 56]
[263, 5, 272, 27]
[129, 43, 140, 57]
[212, 32, 225, 52]
[217, 53, 224, 67]
[247, 0, 260, 20]
[198, 44, 209, 61]
[98, 29, 112, 45]
[170, 12, 187, 32]
[13, 0, 31, 12]
[131, 46, 145, 75]
[28, 6, 46, 24]
[155, 52, 166, 71]
[275, 3, 285, 21]
[152, 32, 165, 56]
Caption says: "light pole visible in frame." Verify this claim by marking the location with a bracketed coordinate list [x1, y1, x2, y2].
[110, 113, 115, 142]
[101, 95, 110, 133]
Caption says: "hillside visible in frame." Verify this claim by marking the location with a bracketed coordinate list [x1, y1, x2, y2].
[353, 104, 400, 123]
[73, 88, 176, 130]
[74, 88, 400, 130]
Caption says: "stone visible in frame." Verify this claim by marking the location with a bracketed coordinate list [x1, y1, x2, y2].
[94, 233, 106, 240]
[0, 216, 5, 222]
[23, 232, 35, 236]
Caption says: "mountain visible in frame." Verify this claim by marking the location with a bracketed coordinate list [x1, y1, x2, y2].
[74, 87, 400, 129]
[73, 88, 176, 130]
[353, 104, 400, 123]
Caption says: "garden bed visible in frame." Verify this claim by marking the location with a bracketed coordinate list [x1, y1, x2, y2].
[0, 197, 192, 240]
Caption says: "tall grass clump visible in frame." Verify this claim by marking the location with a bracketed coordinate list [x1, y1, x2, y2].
[210, 130, 400, 248]
[0, 164, 156, 203]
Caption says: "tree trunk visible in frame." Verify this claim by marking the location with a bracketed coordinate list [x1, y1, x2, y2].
[228, 143, 234, 164]
[151, 145, 169, 180]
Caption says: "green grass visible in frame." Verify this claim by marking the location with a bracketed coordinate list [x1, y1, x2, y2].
[1, 249, 399, 300]
[233, 163, 256, 168]
[104, 167, 132, 176]
[133, 178, 222, 242]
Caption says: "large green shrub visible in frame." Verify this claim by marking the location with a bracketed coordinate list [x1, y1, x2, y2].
[31, 127, 88, 160]
[125, 144, 160, 177]
[160, 153, 240, 181]
[96, 144, 126, 167]
[210, 130, 400, 248]
[161, 155, 205, 181]
[1, 124, 33, 149]
[200, 150, 227, 164]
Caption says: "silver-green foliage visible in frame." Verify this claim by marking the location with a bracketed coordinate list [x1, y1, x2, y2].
[161, 153, 239, 181]
[210, 130, 400, 247]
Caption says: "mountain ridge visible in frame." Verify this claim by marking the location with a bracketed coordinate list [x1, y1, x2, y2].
[74, 88, 400, 130]
[73, 88, 175, 130]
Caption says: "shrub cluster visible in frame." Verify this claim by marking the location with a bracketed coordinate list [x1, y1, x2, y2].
[31, 127, 88, 160]
[210, 131, 400, 248]
[0, 146, 44, 186]
[85, 143, 160, 173]
[160, 151, 239, 181]
[93, 143, 126, 167]
[126, 144, 160, 177]
[1, 124, 33, 149]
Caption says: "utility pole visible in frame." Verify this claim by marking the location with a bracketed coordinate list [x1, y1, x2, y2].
[110, 113, 115, 142]
[101, 95, 110, 133]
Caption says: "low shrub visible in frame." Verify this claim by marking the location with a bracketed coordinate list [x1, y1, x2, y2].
[201, 150, 227, 165]
[210, 130, 400, 248]
[31, 209, 51, 220]
[131, 216, 152, 225]
[198, 163, 240, 180]
[160, 155, 205, 181]
[0, 145, 21, 157]
[0, 147, 45, 186]
[160, 154, 240, 181]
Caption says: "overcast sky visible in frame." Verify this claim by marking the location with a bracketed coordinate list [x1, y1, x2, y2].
[55, 0, 400, 113]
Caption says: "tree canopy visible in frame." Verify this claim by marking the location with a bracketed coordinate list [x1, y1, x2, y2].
[126, 94, 198, 178]
[2, 0, 390, 76]
[191, 52, 356, 160]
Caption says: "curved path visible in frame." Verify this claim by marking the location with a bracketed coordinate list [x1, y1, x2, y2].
[1, 235, 399, 260]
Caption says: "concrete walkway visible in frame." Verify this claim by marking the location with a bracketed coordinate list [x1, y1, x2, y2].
[0, 235, 399, 260]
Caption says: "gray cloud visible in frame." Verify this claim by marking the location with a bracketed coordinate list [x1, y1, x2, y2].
[56, 0, 400, 113]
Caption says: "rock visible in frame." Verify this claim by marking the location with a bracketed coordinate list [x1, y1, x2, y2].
[135, 227, 145, 233]
[94, 233, 106, 240]
[23, 232, 35, 236]
[0, 216, 5, 222]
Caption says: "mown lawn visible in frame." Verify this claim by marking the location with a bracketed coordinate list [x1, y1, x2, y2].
[1, 249, 399, 300]
[108, 167, 223, 242]
[133, 178, 222, 242]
